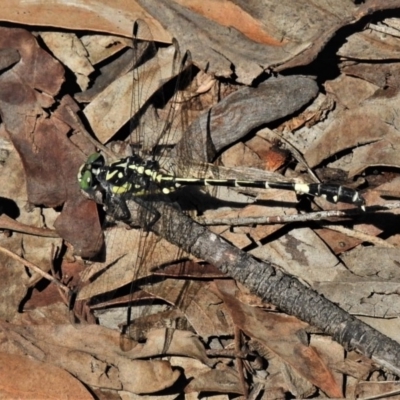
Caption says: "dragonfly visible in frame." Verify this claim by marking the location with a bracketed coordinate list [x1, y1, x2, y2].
[76, 19, 366, 351]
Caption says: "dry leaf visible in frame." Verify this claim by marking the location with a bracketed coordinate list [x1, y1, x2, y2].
[40, 32, 95, 90]
[0, 352, 93, 400]
[215, 280, 343, 398]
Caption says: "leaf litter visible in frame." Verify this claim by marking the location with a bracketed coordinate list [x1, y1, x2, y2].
[0, 3, 400, 399]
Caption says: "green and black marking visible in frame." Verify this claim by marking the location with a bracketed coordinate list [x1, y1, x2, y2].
[78, 152, 366, 215]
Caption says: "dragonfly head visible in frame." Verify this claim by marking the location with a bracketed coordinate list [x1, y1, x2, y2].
[77, 153, 105, 192]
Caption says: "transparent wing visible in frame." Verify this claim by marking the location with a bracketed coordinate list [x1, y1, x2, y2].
[75, 20, 202, 352]
[119, 21, 198, 349]
[122, 23, 205, 350]
[130, 20, 184, 157]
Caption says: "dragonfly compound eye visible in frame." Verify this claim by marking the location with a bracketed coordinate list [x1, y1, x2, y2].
[78, 168, 96, 191]
[77, 153, 105, 191]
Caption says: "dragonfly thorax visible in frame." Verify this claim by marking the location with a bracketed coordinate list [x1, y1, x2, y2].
[78, 153, 177, 197]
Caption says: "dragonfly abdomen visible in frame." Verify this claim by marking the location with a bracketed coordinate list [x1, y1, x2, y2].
[164, 177, 365, 207]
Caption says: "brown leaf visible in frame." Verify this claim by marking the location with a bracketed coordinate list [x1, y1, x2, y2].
[0, 28, 102, 258]
[84, 45, 177, 144]
[0, 352, 93, 399]
[0, 322, 181, 395]
[250, 227, 343, 283]
[315, 227, 362, 255]
[77, 228, 187, 301]
[137, 0, 397, 83]
[186, 365, 244, 394]
[0, 0, 171, 42]
[215, 280, 343, 398]
[40, 32, 95, 91]
[0, 48, 20, 72]
[143, 279, 233, 338]
[356, 380, 400, 399]
[338, 25, 400, 60]
[127, 328, 213, 366]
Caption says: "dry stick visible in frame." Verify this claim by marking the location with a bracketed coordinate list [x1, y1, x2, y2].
[198, 203, 400, 247]
[196, 208, 358, 225]
[0, 245, 70, 294]
[196, 201, 400, 226]
[0, 214, 59, 237]
[126, 199, 400, 375]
